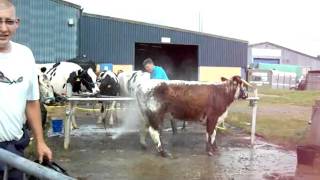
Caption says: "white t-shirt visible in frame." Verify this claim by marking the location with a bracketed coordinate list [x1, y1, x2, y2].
[0, 41, 39, 142]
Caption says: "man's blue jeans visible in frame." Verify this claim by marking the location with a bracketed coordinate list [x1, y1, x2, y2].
[0, 128, 30, 180]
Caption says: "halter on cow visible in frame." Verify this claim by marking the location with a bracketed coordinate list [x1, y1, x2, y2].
[136, 76, 252, 157]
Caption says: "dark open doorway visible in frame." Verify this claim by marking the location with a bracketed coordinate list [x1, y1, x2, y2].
[135, 43, 199, 80]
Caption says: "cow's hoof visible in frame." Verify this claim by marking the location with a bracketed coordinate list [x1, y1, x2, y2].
[206, 143, 217, 156]
[159, 150, 173, 158]
[172, 129, 178, 135]
[207, 151, 214, 156]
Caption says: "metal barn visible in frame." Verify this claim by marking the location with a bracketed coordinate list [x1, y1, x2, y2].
[79, 13, 248, 81]
[12, 0, 81, 63]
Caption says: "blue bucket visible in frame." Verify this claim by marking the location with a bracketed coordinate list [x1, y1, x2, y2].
[51, 118, 63, 133]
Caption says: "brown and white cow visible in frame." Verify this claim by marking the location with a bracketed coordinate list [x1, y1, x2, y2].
[136, 76, 251, 157]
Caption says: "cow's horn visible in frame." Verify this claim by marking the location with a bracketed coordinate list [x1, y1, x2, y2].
[241, 79, 253, 88]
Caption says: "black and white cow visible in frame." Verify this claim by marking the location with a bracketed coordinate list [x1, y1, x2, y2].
[37, 62, 99, 97]
[96, 70, 121, 127]
[97, 71, 120, 96]
[37, 62, 100, 129]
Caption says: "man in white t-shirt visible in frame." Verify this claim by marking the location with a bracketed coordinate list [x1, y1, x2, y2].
[0, 1, 52, 179]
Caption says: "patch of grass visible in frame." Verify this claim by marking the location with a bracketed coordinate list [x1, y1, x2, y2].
[226, 112, 309, 147]
[256, 87, 320, 106]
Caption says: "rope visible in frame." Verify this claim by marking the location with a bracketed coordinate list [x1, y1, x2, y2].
[46, 105, 127, 112]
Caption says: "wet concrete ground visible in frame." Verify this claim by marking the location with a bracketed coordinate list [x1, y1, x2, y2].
[46, 115, 310, 180]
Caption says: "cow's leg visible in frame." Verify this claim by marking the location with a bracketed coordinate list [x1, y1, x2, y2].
[97, 103, 104, 124]
[103, 102, 112, 128]
[148, 111, 172, 158]
[139, 123, 149, 150]
[108, 101, 116, 127]
[206, 116, 218, 156]
[182, 121, 187, 131]
[170, 119, 178, 135]
[148, 126, 161, 149]
[148, 126, 172, 158]
[135, 99, 150, 149]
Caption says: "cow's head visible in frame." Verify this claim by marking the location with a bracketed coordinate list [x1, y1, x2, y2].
[67, 68, 100, 94]
[38, 74, 55, 104]
[221, 76, 252, 100]
[79, 68, 100, 94]
[97, 71, 120, 96]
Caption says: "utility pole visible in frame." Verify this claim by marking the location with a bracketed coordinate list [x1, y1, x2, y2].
[198, 11, 203, 32]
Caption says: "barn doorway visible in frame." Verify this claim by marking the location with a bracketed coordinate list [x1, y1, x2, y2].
[135, 43, 199, 80]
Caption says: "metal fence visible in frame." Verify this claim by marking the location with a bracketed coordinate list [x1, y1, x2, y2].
[0, 148, 75, 180]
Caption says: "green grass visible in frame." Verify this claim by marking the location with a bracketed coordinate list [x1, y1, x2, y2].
[256, 87, 320, 106]
[226, 112, 309, 147]
[225, 88, 319, 147]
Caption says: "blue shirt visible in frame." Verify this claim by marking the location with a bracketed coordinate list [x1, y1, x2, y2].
[151, 66, 169, 80]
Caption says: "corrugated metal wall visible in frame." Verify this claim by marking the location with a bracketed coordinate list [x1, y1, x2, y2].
[80, 14, 248, 67]
[12, 0, 80, 63]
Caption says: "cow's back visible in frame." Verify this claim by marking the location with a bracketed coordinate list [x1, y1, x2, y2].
[153, 83, 212, 120]
[38, 62, 82, 95]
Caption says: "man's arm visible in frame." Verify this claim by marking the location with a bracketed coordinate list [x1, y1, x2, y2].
[160, 67, 169, 80]
[26, 100, 52, 162]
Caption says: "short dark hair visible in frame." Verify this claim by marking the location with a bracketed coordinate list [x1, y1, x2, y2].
[143, 58, 154, 67]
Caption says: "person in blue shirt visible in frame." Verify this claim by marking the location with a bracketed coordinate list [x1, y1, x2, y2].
[143, 58, 169, 80]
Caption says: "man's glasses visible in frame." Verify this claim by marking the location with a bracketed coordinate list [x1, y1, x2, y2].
[0, 18, 19, 26]
[0, 71, 23, 85]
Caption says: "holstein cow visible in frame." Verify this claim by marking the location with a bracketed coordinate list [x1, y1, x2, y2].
[36, 73, 56, 129]
[118, 71, 150, 97]
[136, 76, 251, 157]
[37, 62, 99, 96]
[38, 73, 55, 105]
[96, 70, 120, 127]
[38, 62, 100, 129]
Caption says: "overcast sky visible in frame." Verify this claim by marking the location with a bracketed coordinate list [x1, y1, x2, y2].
[66, 0, 320, 57]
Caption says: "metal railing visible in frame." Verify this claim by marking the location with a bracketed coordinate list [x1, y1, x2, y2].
[0, 148, 75, 180]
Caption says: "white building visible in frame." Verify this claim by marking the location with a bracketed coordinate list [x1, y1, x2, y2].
[248, 42, 320, 75]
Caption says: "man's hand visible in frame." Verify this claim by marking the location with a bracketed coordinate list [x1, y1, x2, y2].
[26, 100, 53, 162]
[36, 141, 53, 163]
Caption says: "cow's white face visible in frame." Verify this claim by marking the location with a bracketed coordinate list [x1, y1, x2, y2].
[97, 71, 119, 96]
[38, 74, 55, 104]
[76, 68, 100, 94]
[86, 68, 100, 94]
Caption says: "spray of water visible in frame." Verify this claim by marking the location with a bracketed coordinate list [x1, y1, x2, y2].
[110, 101, 143, 140]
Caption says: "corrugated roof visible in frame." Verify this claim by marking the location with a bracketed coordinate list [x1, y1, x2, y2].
[82, 13, 248, 43]
[250, 42, 320, 61]
[51, 0, 81, 9]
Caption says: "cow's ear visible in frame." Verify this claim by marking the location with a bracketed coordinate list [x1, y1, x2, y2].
[221, 77, 229, 82]
[40, 67, 47, 73]
[232, 76, 242, 84]
[77, 70, 82, 76]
